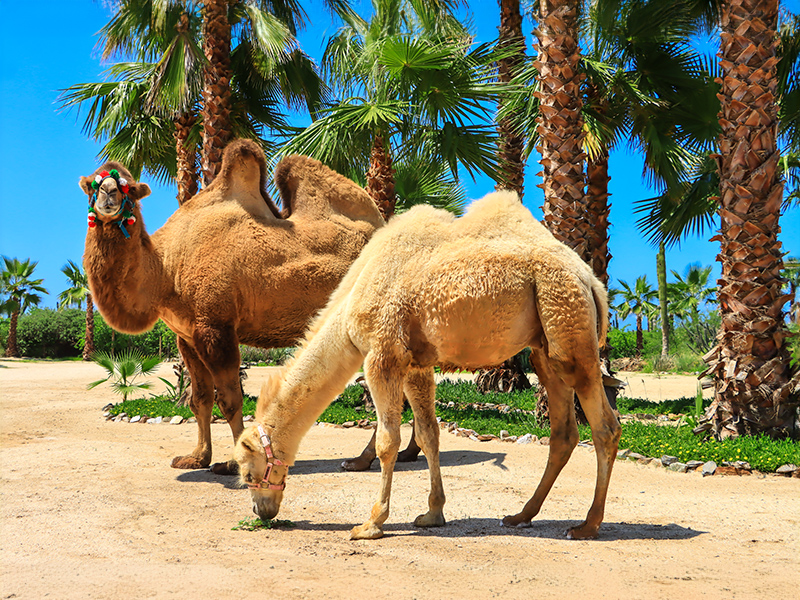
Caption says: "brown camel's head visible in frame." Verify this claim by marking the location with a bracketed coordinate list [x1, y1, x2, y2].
[79, 162, 151, 221]
[235, 425, 286, 521]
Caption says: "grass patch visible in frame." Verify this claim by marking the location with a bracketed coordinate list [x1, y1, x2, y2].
[109, 380, 799, 472]
[232, 517, 295, 531]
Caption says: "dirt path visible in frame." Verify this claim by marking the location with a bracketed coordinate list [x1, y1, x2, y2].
[1, 360, 797, 599]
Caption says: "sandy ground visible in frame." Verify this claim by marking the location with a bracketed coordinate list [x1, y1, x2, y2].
[1, 360, 798, 600]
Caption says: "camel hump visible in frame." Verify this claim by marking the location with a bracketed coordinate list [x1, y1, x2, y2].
[199, 139, 282, 218]
[274, 155, 384, 228]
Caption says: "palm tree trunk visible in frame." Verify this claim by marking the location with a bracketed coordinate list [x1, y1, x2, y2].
[534, 0, 588, 262]
[83, 294, 95, 361]
[175, 112, 199, 205]
[200, 0, 233, 186]
[635, 313, 643, 358]
[5, 309, 20, 357]
[586, 149, 612, 287]
[703, 0, 798, 439]
[365, 134, 396, 221]
[496, 0, 526, 199]
[657, 241, 669, 358]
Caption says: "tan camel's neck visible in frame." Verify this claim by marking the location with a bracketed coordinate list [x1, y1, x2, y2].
[259, 310, 363, 465]
[84, 208, 166, 334]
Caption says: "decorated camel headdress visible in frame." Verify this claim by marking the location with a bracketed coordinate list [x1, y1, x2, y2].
[87, 169, 137, 238]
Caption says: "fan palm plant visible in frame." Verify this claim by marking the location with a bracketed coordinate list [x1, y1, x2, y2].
[58, 260, 95, 360]
[612, 275, 658, 357]
[282, 0, 503, 220]
[1, 257, 48, 358]
[88, 350, 162, 402]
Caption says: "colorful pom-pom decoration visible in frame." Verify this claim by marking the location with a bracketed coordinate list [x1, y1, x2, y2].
[109, 169, 119, 178]
[120, 184, 130, 194]
[126, 216, 136, 226]
[91, 180, 99, 190]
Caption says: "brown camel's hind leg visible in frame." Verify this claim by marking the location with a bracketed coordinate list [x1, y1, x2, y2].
[171, 338, 214, 469]
[567, 365, 621, 539]
[404, 368, 446, 528]
[193, 324, 244, 476]
[503, 348, 579, 528]
[350, 352, 404, 540]
[341, 415, 421, 471]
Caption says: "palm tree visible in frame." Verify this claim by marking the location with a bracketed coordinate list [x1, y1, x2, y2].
[702, 0, 798, 439]
[669, 264, 716, 319]
[613, 275, 658, 357]
[1, 257, 48, 358]
[284, 0, 503, 220]
[59, 260, 95, 361]
[61, 0, 324, 200]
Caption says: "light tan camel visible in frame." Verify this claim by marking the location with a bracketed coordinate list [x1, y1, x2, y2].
[234, 191, 621, 540]
[80, 139, 384, 474]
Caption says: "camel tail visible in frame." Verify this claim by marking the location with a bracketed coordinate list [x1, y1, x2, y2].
[591, 277, 609, 350]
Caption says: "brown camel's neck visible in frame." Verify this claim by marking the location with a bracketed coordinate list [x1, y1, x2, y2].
[258, 309, 363, 464]
[83, 208, 166, 334]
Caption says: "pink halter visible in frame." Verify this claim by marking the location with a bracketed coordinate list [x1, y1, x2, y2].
[249, 424, 286, 491]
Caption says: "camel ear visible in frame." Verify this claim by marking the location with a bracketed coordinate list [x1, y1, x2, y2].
[128, 182, 151, 201]
[79, 175, 94, 196]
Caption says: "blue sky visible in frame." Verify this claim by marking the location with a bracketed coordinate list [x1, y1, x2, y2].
[0, 1, 798, 312]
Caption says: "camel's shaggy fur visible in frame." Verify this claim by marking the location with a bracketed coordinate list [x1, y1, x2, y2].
[235, 191, 621, 540]
[79, 140, 384, 473]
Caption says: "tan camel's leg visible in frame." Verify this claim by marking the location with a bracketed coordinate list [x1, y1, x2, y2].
[404, 368, 446, 528]
[567, 367, 621, 540]
[193, 324, 244, 476]
[350, 353, 404, 540]
[503, 348, 578, 527]
[171, 338, 214, 469]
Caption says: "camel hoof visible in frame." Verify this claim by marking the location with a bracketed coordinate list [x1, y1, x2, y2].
[171, 455, 209, 470]
[501, 515, 531, 528]
[413, 511, 445, 528]
[210, 460, 239, 476]
[350, 522, 384, 540]
[341, 457, 375, 472]
[397, 448, 420, 463]
[566, 523, 599, 540]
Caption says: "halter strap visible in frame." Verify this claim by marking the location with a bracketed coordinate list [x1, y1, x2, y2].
[88, 177, 135, 239]
[249, 424, 286, 491]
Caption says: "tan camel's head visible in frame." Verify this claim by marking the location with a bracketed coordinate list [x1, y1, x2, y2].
[235, 375, 287, 520]
[79, 162, 151, 220]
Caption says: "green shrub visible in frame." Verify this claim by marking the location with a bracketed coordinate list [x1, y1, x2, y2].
[607, 328, 636, 359]
[0, 318, 9, 353]
[91, 316, 178, 359]
[16, 308, 85, 358]
[617, 396, 711, 415]
[239, 345, 295, 365]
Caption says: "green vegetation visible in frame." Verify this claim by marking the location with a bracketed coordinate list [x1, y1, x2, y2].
[88, 350, 162, 402]
[109, 379, 799, 473]
[232, 518, 295, 531]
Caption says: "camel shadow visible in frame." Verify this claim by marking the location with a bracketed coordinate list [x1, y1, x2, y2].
[174, 449, 508, 488]
[286, 518, 705, 542]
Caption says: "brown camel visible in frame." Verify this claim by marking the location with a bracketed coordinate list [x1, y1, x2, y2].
[234, 190, 621, 540]
[80, 139, 384, 474]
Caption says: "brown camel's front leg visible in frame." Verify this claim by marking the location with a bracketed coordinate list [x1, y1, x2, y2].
[193, 324, 244, 476]
[171, 338, 214, 469]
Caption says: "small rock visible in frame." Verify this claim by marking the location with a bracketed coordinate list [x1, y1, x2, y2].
[477, 434, 497, 442]
[516, 433, 535, 445]
[686, 460, 704, 470]
[776, 464, 797, 476]
[447, 401, 455, 408]
[701, 461, 717, 476]
[117, 412, 127, 420]
[169, 415, 184, 425]
[503, 436, 518, 443]
[734, 461, 752, 471]
[657, 415, 668, 422]
[715, 466, 743, 476]
[130, 415, 141, 424]
[539, 436, 550, 446]
[243, 415, 254, 422]
[637, 457, 654, 466]
[668, 462, 688, 473]
[459, 428, 478, 438]
[499, 430, 510, 440]
[122, 416, 130, 423]
[342, 421, 356, 428]
[447, 422, 458, 433]
[149, 416, 163, 424]
[139, 416, 149, 424]
[617, 449, 631, 460]
[187, 418, 196, 424]
[628, 452, 645, 461]
[661, 455, 679, 467]
[668, 413, 679, 421]
[102, 403, 114, 412]
[103, 411, 113, 420]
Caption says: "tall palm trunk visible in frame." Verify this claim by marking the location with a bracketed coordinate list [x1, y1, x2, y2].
[83, 294, 95, 361]
[476, 0, 531, 395]
[534, 0, 588, 262]
[657, 241, 669, 358]
[586, 149, 612, 287]
[635, 313, 643, 357]
[703, 0, 798, 439]
[200, 0, 233, 186]
[496, 0, 526, 199]
[5, 309, 20, 357]
[365, 134, 396, 221]
[175, 112, 199, 205]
